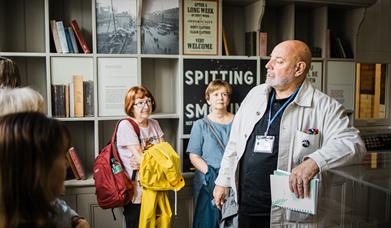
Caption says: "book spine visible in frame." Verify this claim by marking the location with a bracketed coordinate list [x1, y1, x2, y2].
[65, 84, 69, 117]
[56, 21, 69, 54]
[68, 147, 85, 180]
[73, 75, 84, 117]
[70, 20, 91, 54]
[66, 151, 80, 180]
[83, 80, 94, 117]
[50, 20, 62, 53]
[259, 32, 267, 56]
[67, 27, 79, 53]
[69, 81, 75, 117]
[64, 27, 74, 53]
[58, 85, 66, 117]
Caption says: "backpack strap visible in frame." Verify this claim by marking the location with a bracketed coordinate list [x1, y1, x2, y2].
[111, 118, 141, 181]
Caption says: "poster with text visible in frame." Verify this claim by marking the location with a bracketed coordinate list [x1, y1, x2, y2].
[307, 61, 322, 90]
[183, 58, 258, 135]
[183, 0, 218, 55]
[98, 58, 138, 116]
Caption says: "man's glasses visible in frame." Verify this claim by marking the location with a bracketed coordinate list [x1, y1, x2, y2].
[133, 99, 153, 108]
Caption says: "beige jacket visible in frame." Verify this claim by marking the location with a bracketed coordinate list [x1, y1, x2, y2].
[215, 79, 366, 227]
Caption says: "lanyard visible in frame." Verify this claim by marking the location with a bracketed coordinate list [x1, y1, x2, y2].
[264, 87, 300, 136]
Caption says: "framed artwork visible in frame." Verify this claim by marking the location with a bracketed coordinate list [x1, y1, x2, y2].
[182, 0, 219, 55]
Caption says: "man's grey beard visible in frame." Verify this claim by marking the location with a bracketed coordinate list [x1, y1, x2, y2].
[265, 73, 292, 88]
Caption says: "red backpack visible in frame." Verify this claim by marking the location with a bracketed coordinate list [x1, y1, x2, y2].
[93, 118, 140, 210]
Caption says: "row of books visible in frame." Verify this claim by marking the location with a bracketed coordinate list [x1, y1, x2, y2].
[50, 19, 91, 54]
[66, 147, 86, 180]
[51, 75, 94, 118]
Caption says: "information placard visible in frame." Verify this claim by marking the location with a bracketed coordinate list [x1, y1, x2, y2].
[183, 0, 218, 55]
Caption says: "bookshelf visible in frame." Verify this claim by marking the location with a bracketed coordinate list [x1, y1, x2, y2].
[0, 0, 377, 226]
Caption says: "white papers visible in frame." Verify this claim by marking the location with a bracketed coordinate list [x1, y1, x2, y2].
[270, 169, 319, 215]
[98, 58, 138, 116]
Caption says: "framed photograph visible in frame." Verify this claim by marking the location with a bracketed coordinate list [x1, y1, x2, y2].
[182, 0, 219, 55]
[96, 0, 137, 54]
[141, 0, 179, 54]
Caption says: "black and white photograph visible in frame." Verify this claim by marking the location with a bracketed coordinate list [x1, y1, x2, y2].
[96, 0, 137, 54]
[141, 0, 179, 54]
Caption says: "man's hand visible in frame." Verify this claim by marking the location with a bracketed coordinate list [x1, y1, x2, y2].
[213, 185, 229, 210]
[289, 158, 319, 198]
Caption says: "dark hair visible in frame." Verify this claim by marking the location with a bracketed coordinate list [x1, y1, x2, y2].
[0, 112, 70, 227]
[205, 79, 232, 101]
[0, 57, 21, 88]
[124, 85, 156, 117]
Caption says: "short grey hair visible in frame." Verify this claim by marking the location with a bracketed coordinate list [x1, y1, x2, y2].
[0, 87, 44, 116]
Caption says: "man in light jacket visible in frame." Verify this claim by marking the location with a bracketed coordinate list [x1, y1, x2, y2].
[213, 40, 366, 227]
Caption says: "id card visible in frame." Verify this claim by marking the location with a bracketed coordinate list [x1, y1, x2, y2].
[254, 135, 275, 153]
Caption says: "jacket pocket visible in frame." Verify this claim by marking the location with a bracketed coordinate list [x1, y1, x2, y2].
[292, 130, 320, 165]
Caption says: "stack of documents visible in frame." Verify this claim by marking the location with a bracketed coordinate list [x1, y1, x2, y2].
[270, 169, 319, 215]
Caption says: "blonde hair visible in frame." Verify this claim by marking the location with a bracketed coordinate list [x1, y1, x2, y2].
[0, 87, 44, 116]
[0, 57, 21, 88]
[205, 79, 232, 101]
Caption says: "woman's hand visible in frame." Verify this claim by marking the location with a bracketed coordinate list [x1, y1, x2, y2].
[130, 154, 141, 170]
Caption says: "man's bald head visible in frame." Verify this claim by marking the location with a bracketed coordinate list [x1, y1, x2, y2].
[276, 40, 312, 76]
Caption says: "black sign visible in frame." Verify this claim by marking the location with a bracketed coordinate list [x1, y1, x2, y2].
[183, 58, 258, 135]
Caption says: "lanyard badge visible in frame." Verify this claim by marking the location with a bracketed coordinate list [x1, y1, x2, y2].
[253, 87, 300, 154]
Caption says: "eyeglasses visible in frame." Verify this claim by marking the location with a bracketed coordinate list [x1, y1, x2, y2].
[133, 99, 153, 108]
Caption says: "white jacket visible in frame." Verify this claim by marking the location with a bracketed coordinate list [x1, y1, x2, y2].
[215, 79, 366, 226]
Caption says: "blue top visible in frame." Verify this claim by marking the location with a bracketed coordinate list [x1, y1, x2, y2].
[186, 117, 232, 169]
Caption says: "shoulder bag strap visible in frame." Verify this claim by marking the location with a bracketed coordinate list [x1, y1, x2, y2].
[203, 117, 226, 153]
[112, 118, 141, 180]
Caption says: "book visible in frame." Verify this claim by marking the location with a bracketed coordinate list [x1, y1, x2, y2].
[69, 81, 75, 117]
[65, 84, 69, 117]
[51, 84, 66, 117]
[66, 150, 80, 180]
[64, 27, 74, 53]
[67, 27, 79, 53]
[83, 80, 94, 117]
[50, 20, 62, 53]
[70, 19, 91, 54]
[73, 75, 84, 117]
[67, 147, 85, 180]
[245, 31, 256, 56]
[270, 169, 319, 215]
[56, 21, 69, 54]
[259, 32, 267, 56]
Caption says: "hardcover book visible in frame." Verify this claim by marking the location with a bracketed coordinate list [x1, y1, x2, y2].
[83, 80, 94, 117]
[259, 32, 267, 56]
[270, 169, 319, 215]
[56, 21, 69, 54]
[73, 75, 84, 117]
[66, 150, 81, 180]
[50, 20, 62, 53]
[67, 147, 86, 180]
[96, 0, 137, 54]
[67, 27, 79, 53]
[70, 20, 91, 54]
[51, 84, 66, 117]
